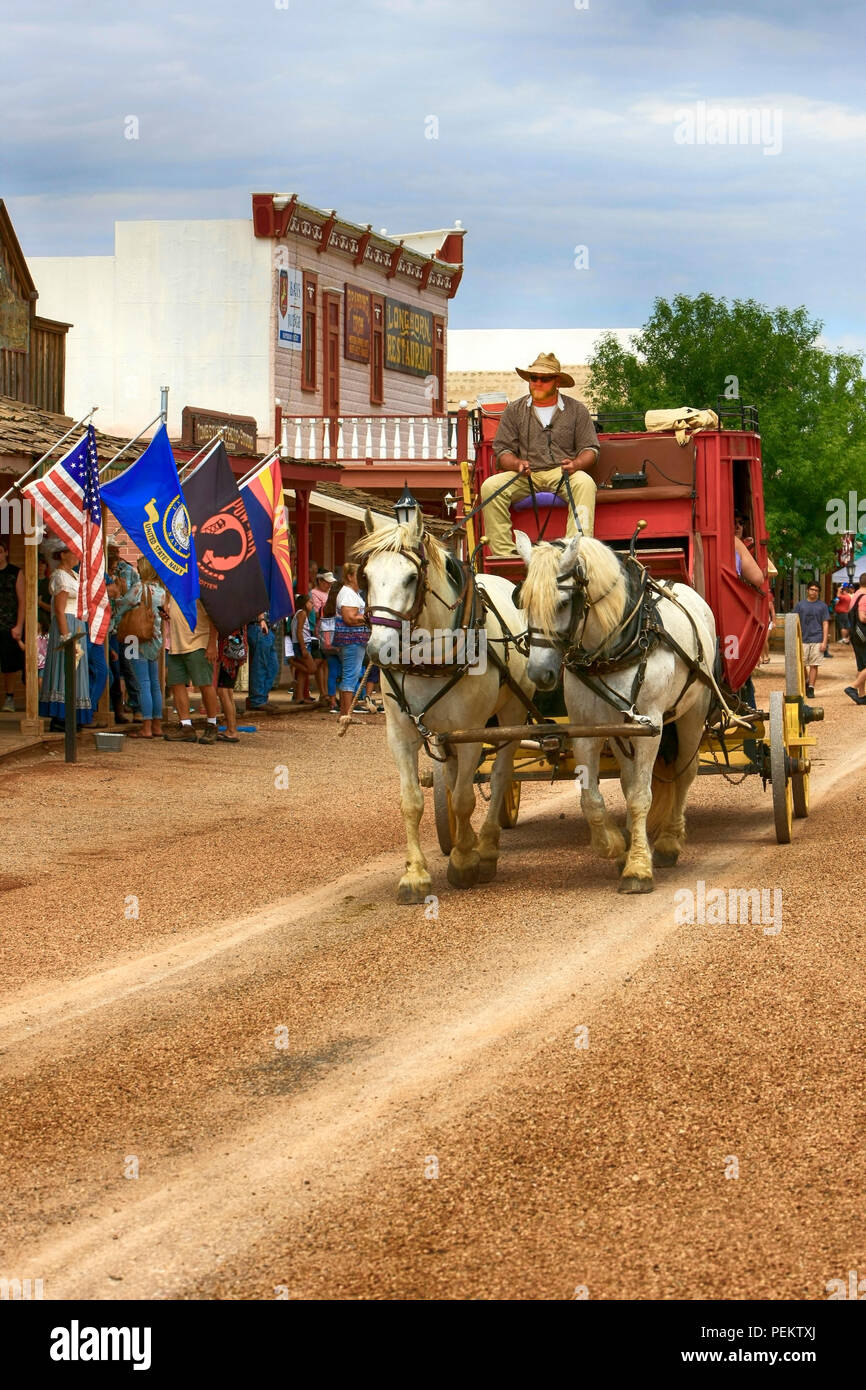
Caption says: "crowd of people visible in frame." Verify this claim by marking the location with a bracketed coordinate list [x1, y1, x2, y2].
[835, 575, 866, 704]
[792, 573, 866, 702]
[0, 539, 385, 741]
[287, 566, 383, 719]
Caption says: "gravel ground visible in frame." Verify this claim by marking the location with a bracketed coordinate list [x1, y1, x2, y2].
[1, 649, 864, 1301]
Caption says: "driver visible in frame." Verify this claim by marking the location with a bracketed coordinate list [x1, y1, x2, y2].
[480, 352, 599, 557]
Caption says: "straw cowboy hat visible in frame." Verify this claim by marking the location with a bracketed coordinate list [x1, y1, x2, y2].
[515, 352, 575, 389]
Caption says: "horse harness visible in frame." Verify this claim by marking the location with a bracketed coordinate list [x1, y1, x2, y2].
[363, 544, 540, 754]
[522, 543, 715, 727]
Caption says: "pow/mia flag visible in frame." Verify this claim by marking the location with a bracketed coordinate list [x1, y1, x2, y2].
[100, 423, 199, 630]
[183, 442, 269, 635]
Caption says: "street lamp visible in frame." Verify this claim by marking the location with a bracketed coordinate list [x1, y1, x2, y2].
[395, 482, 419, 528]
[443, 491, 456, 515]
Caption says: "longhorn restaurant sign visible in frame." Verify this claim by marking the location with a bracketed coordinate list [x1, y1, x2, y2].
[384, 298, 433, 378]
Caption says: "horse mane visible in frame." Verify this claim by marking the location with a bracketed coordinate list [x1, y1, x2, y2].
[520, 543, 563, 638]
[352, 517, 447, 576]
[579, 536, 627, 639]
[522, 536, 626, 641]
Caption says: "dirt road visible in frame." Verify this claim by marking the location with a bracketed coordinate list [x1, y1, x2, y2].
[2, 653, 865, 1301]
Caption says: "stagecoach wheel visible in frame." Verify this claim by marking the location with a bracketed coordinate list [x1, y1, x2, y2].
[432, 760, 456, 856]
[499, 779, 522, 829]
[783, 612, 806, 700]
[791, 766, 809, 819]
[769, 690, 792, 844]
[782, 613, 810, 818]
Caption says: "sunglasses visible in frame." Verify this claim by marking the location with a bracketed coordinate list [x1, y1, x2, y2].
[529, 374, 557, 383]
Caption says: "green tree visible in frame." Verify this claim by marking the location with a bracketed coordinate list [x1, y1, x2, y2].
[586, 294, 866, 569]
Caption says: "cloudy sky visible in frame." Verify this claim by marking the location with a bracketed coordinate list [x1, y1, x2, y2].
[3, 0, 864, 353]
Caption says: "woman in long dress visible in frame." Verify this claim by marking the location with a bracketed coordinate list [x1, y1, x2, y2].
[39, 547, 93, 730]
[113, 556, 166, 739]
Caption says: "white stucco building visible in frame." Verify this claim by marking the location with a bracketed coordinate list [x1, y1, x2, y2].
[28, 194, 464, 456]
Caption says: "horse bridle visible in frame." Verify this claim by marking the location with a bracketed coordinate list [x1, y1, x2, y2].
[361, 542, 431, 634]
[362, 541, 477, 648]
[517, 542, 595, 655]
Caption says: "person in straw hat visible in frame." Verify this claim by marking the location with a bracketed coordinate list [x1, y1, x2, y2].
[480, 352, 600, 556]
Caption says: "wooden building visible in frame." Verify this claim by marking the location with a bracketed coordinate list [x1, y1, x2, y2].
[0, 202, 69, 415]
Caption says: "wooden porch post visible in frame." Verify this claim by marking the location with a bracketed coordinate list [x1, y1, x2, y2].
[456, 407, 469, 464]
[19, 538, 41, 735]
[295, 487, 310, 593]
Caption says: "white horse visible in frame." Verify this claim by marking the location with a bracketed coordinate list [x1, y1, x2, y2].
[515, 530, 718, 893]
[356, 507, 535, 903]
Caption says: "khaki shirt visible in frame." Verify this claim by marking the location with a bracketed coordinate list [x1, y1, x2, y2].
[493, 394, 599, 473]
[169, 599, 214, 654]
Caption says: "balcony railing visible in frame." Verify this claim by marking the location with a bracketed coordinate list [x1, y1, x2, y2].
[280, 412, 474, 464]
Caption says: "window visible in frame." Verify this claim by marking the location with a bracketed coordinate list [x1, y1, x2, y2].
[370, 295, 384, 406]
[302, 271, 318, 392]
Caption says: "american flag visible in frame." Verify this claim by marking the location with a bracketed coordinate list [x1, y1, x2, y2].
[23, 424, 110, 643]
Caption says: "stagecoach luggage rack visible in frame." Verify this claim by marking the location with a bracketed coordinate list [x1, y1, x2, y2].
[712, 399, 759, 432]
[594, 402, 759, 433]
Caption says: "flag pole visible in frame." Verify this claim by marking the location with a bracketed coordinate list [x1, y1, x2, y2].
[0, 405, 99, 505]
[237, 449, 281, 489]
[178, 429, 227, 481]
[99, 411, 165, 477]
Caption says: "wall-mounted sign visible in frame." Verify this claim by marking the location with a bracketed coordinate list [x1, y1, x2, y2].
[344, 283, 371, 363]
[276, 267, 303, 350]
[181, 406, 258, 455]
[384, 298, 433, 378]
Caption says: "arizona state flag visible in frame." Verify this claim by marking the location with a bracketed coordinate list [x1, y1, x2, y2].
[100, 423, 199, 630]
[240, 457, 295, 622]
[184, 442, 269, 633]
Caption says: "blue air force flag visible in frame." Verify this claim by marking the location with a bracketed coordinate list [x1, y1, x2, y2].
[99, 423, 200, 630]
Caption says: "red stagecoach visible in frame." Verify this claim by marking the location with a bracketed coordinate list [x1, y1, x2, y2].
[428, 399, 823, 849]
[473, 398, 768, 690]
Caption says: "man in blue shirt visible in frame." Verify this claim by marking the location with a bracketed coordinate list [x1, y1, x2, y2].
[793, 583, 830, 698]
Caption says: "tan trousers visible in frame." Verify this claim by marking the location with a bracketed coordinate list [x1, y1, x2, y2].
[480, 466, 597, 556]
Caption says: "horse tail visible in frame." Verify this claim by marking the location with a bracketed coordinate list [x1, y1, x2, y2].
[647, 765, 677, 838]
[646, 722, 678, 837]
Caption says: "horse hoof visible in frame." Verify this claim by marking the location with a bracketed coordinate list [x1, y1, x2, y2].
[653, 848, 680, 868]
[618, 875, 654, 895]
[447, 859, 480, 889]
[396, 879, 431, 905]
